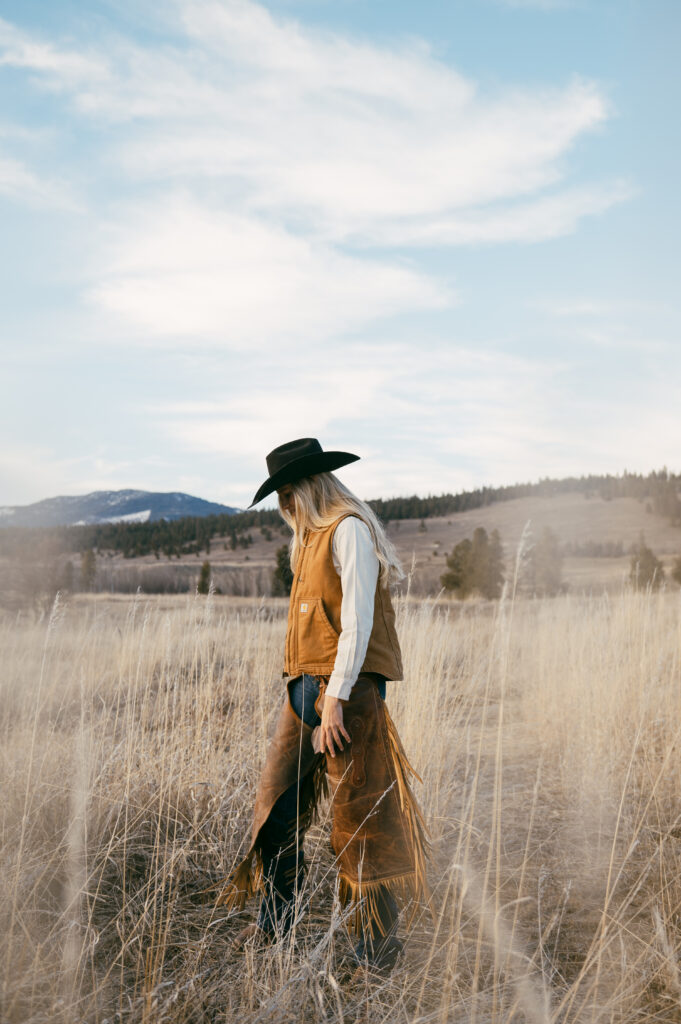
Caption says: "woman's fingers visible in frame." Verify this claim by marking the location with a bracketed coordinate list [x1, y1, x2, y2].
[320, 705, 350, 757]
[322, 724, 342, 756]
[325, 726, 337, 757]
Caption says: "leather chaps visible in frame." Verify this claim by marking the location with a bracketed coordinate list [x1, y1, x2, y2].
[216, 674, 429, 935]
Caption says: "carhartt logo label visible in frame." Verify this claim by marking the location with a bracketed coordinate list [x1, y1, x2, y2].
[300, 602, 309, 614]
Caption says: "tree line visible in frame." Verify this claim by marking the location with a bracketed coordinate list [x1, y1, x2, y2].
[561, 539, 625, 558]
[1, 467, 680, 566]
[370, 468, 681, 525]
[0, 509, 286, 562]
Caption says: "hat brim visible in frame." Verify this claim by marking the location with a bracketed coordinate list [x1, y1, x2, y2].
[249, 451, 360, 507]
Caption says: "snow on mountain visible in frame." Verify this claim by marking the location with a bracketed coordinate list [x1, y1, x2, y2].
[104, 509, 152, 524]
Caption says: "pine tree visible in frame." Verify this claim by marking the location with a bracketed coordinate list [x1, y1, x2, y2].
[486, 529, 505, 599]
[441, 528, 505, 599]
[630, 533, 665, 590]
[272, 545, 294, 596]
[526, 527, 563, 596]
[80, 549, 96, 591]
[197, 560, 211, 595]
[440, 538, 474, 597]
[469, 527, 489, 594]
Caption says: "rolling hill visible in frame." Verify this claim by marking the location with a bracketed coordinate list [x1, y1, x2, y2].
[93, 490, 681, 596]
[2, 474, 680, 601]
[0, 489, 240, 528]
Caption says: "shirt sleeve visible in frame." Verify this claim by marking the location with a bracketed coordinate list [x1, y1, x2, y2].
[326, 516, 379, 701]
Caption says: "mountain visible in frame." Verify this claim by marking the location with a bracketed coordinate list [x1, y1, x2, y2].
[0, 489, 240, 528]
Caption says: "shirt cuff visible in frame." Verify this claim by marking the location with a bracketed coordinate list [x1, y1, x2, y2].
[325, 672, 354, 701]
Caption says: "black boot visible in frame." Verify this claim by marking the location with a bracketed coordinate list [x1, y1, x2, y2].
[353, 887, 403, 971]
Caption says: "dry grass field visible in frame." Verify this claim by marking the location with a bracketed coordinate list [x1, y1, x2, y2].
[3, 580, 681, 1023]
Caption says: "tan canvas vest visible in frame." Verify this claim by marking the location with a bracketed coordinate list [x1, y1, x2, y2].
[284, 513, 403, 681]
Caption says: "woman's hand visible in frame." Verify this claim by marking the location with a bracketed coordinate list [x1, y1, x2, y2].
[319, 695, 351, 757]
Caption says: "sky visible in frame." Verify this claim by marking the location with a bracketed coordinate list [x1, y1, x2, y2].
[1, 0, 680, 510]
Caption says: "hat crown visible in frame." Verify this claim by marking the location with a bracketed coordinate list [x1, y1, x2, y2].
[266, 437, 323, 477]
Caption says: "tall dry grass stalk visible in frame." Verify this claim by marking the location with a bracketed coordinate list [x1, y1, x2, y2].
[2, 586, 681, 1022]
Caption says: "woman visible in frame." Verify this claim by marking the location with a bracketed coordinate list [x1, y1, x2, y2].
[218, 438, 428, 971]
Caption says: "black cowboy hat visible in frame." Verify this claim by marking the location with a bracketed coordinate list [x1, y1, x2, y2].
[249, 437, 359, 507]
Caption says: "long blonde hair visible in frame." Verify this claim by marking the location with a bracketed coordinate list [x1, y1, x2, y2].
[279, 472, 403, 586]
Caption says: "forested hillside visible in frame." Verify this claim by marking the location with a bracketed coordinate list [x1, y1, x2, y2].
[2, 469, 680, 562]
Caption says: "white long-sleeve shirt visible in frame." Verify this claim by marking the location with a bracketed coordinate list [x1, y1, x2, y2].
[325, 516, 380, 701]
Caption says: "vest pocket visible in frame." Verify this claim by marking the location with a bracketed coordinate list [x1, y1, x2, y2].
[297, 596, 339, 666]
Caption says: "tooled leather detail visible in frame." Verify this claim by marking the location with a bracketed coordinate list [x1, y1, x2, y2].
[328, 676, 416, 885]
[349, 716, 367, 788]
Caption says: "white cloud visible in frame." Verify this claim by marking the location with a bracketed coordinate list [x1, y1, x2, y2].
[146, 341, 681, 502]
[149, 344, 571, 498]
[89, 193, 449, 343]
[0, 151, 48, 200]
[364, 181, 635, 246]
[151, 362, 399, 458]
[0, 0, 632, 349]
[0, 444, 63, 505]
[0, 446, 128, 505]
[0, 147, 74, 207]
[528, 298, 675, 354]
[0, 16, 107, 84]
[0, 445, 190, 507]
[0, 1, 647, 507]
[0, 2, 624, 246]
[113, 20, 615, 244]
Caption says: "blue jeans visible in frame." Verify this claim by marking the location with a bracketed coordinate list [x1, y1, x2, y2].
[292, 673, 386, 726]
[256, 674, 398, 958]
